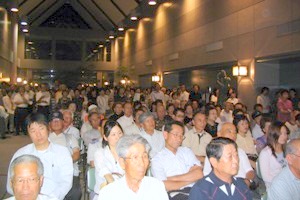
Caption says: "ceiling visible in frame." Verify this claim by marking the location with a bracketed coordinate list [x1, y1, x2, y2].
[15, 0, 141, 32]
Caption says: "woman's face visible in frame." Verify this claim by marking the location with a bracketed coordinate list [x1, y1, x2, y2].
[167, 106, 175, 115]
[237, 120, 249, 134]
[185, 105, 193, 115]
[208, 109, 218, 121]
[278, 126, 288, 145]
[105, 125, 123, 147]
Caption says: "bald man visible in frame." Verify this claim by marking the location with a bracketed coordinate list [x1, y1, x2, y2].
[203, 122, 255, 187]
[268, 139, 300, 199]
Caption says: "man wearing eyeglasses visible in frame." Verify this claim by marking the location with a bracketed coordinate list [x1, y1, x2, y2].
[5, 154, 58, 200]
[151, 120, 203, 200]
[268, 138, 300, 200]
[98, 135, 168, 200]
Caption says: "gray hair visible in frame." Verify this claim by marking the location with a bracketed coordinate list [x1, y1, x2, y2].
[138, 111, 154, 124]
[10, 154, 44, 179]
[116, 135, 151, 158]
[285, 139, 300, 157]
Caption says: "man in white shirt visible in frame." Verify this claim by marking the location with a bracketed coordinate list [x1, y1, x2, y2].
[138, 112, 164, 158]
[7, 113, 73, 199]
[123, 108, 144, 135]
[203, 122, 255, 188]
[117, 102, 134, 130]
[257, 87, 271, 114]
[151, 121, 203, 199]
[82, 111, 102, 146]
[62, 109, 80, 140]
[219, 102, 233, 123]
[48, 111, 81, 200]
[179, 84, 190, 102]
[182, 112, 212, 163]
[2, 89, 15, 134]
[150, 83, 164, 102]
[5, 154, 58, 200]
[35, 83, 51, 120]
[96, 88, 109, 114]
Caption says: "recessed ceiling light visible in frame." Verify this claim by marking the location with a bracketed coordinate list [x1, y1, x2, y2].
[21, 21, 28, 26]
[130, 16, 138, 21]
[148, 0, 157, 5]
[22, 29, 29, 33]
[11, 8, 19, 12]
[118, 27, 124, 31]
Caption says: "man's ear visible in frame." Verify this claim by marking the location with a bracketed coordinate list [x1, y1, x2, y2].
[163, 131, 168, 140]
[119, 157, 126, 170]
[209, 157, 218, 169]
[286, 154, 293, 166]
[39, 175, 44, 187]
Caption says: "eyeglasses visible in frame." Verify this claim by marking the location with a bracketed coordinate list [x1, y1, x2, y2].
[124, 153, 149, 163]
[13, 177, 40, 185]
[291, 153, 300, 158]
[170, 132, 185, 140]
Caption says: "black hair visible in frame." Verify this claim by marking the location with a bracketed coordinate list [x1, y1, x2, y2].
[102, 120, 123, 148]
[164, 120, 184, 133]
[206, 137, 237, 161]
[133, 108, 144, 118]
[25, 112, 49, 129]
[174, 108, 185, 116]
[205, 105, 216, 116]
[261, 87, 269, 94]
[253, 103, 263, 111]
[233, 114, 248, 128]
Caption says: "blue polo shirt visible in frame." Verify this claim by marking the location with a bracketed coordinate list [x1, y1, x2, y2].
[189, 171, 252, 200]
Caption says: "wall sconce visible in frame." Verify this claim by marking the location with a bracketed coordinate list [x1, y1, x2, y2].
[152, 74, 161, 82]
[232, 65, 248, 76]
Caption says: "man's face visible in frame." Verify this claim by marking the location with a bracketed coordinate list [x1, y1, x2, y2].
[134, 110, 144, 124]
[114, 104, 123, 115]
[120, 143, 149, 183]
[193, 113, 207, 132]
[211, 144, 239, 177]
[174, 111, 185, 123]
[164, 124, 184, 152]
[63, 112, 73, 128]
[28, 123, 49, 148]
[141, 116, 155, 134]
[50, 119, 64, 133]
[89, 114, 100, 129]
[11, 162, 43, 200]
[218, 123, 237, 141]
[208, 109, 218, 122]
[286, 140, 300, 178]
[156, 106, 165, 119]
[124, 103, 133, 117]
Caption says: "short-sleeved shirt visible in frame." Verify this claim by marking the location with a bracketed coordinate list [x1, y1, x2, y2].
[236, 131, 257, 155]
[189, 171, 253, 200]
[182, 128, 212, 157]
[268, 166, 300, 200]
[98, 176, 168, 200]
[139, 129, 164, 158]
[151, 147, 200, 188]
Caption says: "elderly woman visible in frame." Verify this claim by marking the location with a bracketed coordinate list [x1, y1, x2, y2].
[94, 121, 124, 198]
[98, 135, 168, 199]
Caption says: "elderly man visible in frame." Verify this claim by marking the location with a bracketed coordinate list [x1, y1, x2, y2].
[138, 112, 164, 158]
[152, 120, 203, 200]
[117, 102, 134, 130]
[82, 111, 102, 146]
[182, 112, 212, 163]
[155, 105, 167, 131]
[62, 109, 80, 140]
[123, 108, 144, 135]
[98, 135, 168, 199]
[7, 113, 73, 199]
[203, 122, 255, 188]
[5, 154, 58, 200]
[268, 139, 300, 199]
[48, 111, 81, 200]
[189, 137, 253, 200]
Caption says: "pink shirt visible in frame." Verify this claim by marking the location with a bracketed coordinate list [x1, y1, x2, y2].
[277, 98, 293, 122]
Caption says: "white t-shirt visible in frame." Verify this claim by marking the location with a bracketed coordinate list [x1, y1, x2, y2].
[98, 176, 168, 200]
[117, 115, 134, 130]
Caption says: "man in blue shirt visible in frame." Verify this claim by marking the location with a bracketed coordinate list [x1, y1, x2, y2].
[189, 137, 252, 200]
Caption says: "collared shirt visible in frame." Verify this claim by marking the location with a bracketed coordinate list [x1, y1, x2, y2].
[203, 148, 253, 179]
[123, 123, 142, 136]
[35, 91, 51, 106]
[117, 115, 134, 130]
[139, 129, 164, 158]
[150, 90, 164, 102]
[64, 125, 80, 140]
[268, 166, 300, 200]
[4, 194, 59, 200]
[82, 128, 102, 146]
[236, 131, 257, 155]
[251, 124, 264, 140]
[94, 145, 124, 194]
[12, 93, 29, 108]
[98, 176, 168, 200]
[48, 132, 80, 176]
[6, 143, 73, 200]
[151, 147, 200, 188]
[182, 128, 212, 157]
[219, 110, 233, 123]
[189, 171, 252, 200]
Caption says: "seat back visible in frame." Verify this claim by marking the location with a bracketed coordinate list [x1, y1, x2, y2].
[87, 167, 96, 192]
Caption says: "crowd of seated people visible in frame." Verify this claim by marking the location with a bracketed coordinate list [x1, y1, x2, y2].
[3, 80, 300, 199]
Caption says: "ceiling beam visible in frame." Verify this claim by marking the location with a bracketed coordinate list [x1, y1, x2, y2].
[30, 0, 61, 26]
[26, 0, 47, 16]
[90, 0, 117, 27]
[19, 0, 28, 8]
[76, 0, 106, 31]
[110, 0, 126, 17]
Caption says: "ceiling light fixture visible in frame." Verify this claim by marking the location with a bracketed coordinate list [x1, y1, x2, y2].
[11, 7, 19, 12]
[118, 27, 124, 31]
[21, 21, 28, 26]
[22, 29, 29, 33]
[148, 0, 157, 5]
